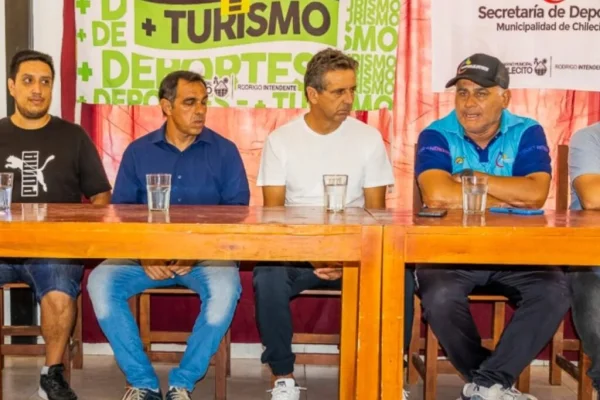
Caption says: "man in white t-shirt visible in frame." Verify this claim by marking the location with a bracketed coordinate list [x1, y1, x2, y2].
[254, 48, 408, 400]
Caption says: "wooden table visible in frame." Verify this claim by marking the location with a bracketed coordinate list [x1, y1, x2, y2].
[367, 209, 600, 400]
[0, 204, 383, 400]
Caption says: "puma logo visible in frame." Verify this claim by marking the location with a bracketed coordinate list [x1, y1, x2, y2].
[5, 153, 55, 194]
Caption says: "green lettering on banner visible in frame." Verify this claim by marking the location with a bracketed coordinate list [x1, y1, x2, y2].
[216, 55, 242, 79]
[77, 0, 400, 110]
[133, 0, 339, 50]
[102, 0, 127, 20]
[344, 0, 399, 105]
[94, 88, 159, 104]
[92, 21, 127, 46]
[102, 50, 129, 88]
[156, 58, 183, 83]
[241, 53, 268, 83]
[131, 53, 154, 89]
[267, 53, 292, 83]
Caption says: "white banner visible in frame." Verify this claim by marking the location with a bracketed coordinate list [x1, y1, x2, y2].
[431, 0, 600, 92]
[75, 0, 400, 110]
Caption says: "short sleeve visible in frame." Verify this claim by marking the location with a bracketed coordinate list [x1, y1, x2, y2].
[257, 135, 286, 186]
[569, 127, 600, 181]
[78, 130, 112, 198]
[415, 129, 452, 176]
[512, 125, 552, 177]
[364, 134, 395, 188]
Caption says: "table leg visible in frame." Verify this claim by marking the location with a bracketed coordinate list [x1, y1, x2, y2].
[381, 226, 406, 399]
[339, 262, 359, 400]
[355, 226, 383, 399]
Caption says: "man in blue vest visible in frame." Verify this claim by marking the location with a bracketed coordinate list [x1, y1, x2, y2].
[414, 53, 569, 400]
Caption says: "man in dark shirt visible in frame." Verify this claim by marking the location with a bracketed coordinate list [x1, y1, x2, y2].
[0, 50, 111, 400]
[87, 70, 249, 400]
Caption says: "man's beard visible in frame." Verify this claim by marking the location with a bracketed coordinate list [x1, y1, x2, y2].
[16, 102, 50, 120]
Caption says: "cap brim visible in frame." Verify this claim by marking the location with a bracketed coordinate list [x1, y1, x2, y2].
[445, 75, 499, 89]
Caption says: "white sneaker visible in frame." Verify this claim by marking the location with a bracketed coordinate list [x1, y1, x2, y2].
[457, 383, 478, 400]
[403, 389, 409, 400]
[466, 383, 537, 400]
[267, 378, 306, 400]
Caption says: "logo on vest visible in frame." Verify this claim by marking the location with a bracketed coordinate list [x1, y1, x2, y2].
[455, 156, 464, 165]
[495, 152, 514, 168]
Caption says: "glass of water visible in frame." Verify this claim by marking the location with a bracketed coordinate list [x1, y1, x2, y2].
[146, 174, 171, 211]
[0, 173, 14, 212]
[462, 175, 488, 215]
[323, 174, 348, 212]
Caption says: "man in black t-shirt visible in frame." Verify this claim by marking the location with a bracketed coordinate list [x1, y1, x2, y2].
[0, 50, 111, 400]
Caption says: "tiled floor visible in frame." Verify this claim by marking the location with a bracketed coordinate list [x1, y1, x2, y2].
[0, 356, 591, 399]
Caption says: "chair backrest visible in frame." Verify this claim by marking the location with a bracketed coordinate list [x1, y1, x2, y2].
[555, 144, 569, 211]
[413, 146, 423, 211]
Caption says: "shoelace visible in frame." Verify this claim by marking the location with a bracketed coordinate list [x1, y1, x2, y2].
[168, 388, 191, 400]
[267, 385, 306, 400]
[122, 388, 148, 400]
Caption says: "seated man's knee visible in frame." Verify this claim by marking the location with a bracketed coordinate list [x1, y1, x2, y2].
[203, 266, 242, 327]
[30, 260, 83, 303]
[40, 290, 74, 315]
[420, 283, 468, 321]
[87, 264, 123, 320]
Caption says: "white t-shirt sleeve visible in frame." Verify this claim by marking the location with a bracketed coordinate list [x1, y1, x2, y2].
[364, 134, 395, 188]
[257, 134, 286, 187]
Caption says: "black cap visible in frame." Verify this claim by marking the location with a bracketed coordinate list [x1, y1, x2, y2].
[445, 53, 510, 89]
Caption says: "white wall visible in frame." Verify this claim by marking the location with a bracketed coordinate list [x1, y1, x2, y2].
[32, 0, 64, 118]
[0, 0, 7, 117]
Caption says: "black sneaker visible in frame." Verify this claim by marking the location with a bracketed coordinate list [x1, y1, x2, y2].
[38, 364, 77, 400]
[166, 388, 191, 400]
[121, 387, 163, 400]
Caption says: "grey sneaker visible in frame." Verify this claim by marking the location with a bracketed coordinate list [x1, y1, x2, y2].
[469, 384, 537, 400]
[457, 383, 478, 400]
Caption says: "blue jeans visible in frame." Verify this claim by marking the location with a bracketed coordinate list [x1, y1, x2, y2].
[0, 258, 83, 301]
[87, 259, 241, 391]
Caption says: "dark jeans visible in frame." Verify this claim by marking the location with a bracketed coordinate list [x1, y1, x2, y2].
[570, 268, 600, 391]
[253, 262, 416, 376]
[416, 265, 569, 389]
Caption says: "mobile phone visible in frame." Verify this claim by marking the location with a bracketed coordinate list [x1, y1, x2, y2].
[417, 208, 448, 217]
[489, 207, 544, 216]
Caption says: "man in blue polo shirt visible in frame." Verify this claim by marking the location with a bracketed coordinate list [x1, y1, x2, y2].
[87, 71, 249, 400]
[414, 53, 569, 400]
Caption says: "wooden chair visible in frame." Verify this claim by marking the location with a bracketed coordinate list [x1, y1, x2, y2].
[548, 144, 594, 400]
[407, 295, 531, 400]
[0, 283, 83, 400]
[135, 288, 231, 400]
[409, 146, 530, 400]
